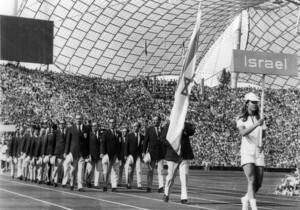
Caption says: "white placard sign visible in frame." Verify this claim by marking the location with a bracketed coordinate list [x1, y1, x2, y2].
[232, 50, 298, 76]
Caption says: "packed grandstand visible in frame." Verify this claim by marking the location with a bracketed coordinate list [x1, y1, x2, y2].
[1, 63, 299, 169]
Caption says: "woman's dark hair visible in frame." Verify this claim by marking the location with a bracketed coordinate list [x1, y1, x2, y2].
[238, 100, 260, 122]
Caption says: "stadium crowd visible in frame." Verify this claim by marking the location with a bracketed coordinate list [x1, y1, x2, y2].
[0, 64, 299, 170]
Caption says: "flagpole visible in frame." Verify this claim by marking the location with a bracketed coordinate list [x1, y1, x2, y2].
[259, 74, 265, 148]
[162, 31, 167, 84]
[144, 48, 146, 78]
[143, 40, 147, 77]
[144, 51, 146, 78]
[182, 41, 185, 68]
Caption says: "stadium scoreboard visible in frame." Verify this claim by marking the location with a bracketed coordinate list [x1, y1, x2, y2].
[0, 15, 53, 64]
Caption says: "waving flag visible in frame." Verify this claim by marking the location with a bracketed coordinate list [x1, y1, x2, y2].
[166, 3, 202, 156]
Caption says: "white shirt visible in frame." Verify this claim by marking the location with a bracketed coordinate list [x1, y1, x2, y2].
[135, 132, 140, 146]
[236, 116, 267, 155]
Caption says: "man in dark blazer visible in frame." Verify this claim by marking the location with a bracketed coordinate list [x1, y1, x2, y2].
[8, 130, 18, 179]
[142, 115, 165, 193]
[45, 125, 56, 185]
[28, 126, 40, 183]
[86, 122, 102, 189]
[52, 120, 67, 187]
[63, 114, 90, 192]
[36, 126, 48, 184]
[160, 122, 195, 204]
[100, 117, 121, 192]
[118, 126, 128, 187]
[34, 128, 47, 184]
[124, 122, 144, 189]
[16, 125, 25, 180]
[22, 124, 34, 181]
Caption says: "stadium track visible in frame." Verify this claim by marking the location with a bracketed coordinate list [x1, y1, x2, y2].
[0, 169, 300, 210]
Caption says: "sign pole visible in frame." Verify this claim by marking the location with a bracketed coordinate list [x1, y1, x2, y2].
[259, 74, 265, 148]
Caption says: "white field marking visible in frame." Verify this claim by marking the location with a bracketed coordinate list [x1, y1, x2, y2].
[153, 179, 300, 202]
[179, 184, 300, 203]
[113, 191, 217, 210]
[89, 187, 219, 210]
[0, 179, 149, 210]
[160, 181, 298, 209]
[0, 188, 74, 210]
[172, 194, 278, 210]
[1, 174, 216, 210]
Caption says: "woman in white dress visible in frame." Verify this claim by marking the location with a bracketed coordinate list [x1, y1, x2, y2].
[236, 92, 266, 210]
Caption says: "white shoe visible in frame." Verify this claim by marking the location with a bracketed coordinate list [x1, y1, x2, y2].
[241, 196, 249, 210]
[249, 199, 258, 210]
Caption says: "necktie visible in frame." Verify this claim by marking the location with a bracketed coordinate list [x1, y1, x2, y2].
[156, 127, 160, 137]
[137, 133, 140, 146]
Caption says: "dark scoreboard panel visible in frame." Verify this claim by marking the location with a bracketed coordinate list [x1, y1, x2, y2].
[0, 15, 53, 64]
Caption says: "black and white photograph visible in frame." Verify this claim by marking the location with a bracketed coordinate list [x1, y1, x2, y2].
[0, 0, 300, 209]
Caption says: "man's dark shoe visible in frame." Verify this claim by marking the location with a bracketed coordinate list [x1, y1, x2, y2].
[112, 188, 117, 192]
[163, 194, 169, 202]
[18, 176, 23, 181]
[62, 185, 66, 188]
[147, 187, 151, 193]
[70, 186, 74, 190]
[78, 188, 85, 192]
[103, 186, 107, 192]
[158, 187, 164, 193]
[87, 183, 92, 188]
[54, 183, 58, 187]
[181, 199, 188, 204]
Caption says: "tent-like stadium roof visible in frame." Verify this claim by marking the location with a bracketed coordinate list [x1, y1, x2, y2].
[18, 0, 300, 89]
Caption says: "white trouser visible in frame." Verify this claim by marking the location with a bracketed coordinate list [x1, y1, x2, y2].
[52, 156, 63, 184]
[147, 159, 164, 188]
[17, 155, 24, 177]
[118, 161, 125, 185]
[63, 153, 85, 189]
[23, 156, 30, 179]
[86, 159, 102, 187]
[29, 158, 37, 181]
[102, 156, 119, 188]
[164, 160, 189, 200]
[125, 156, 142, 187]
[36, 157, 44, 181]
[43, 155, 51, 182]
[10, 157, 17, 177]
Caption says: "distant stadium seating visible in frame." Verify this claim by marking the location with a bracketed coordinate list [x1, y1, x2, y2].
[1, 64, 299, 168]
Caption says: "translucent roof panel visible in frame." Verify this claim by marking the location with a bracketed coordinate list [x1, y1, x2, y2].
[18, 0, 269, 80]
[242, 1, 300, 89]
[18, 0, 299, 88]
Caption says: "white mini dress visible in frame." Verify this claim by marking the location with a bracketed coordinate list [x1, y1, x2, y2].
[236, 116, 266, 167]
